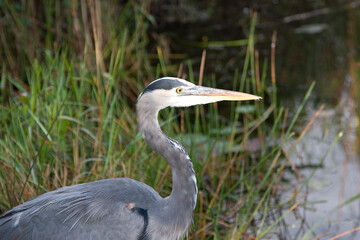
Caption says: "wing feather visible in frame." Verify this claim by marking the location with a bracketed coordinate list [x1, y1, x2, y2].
[0, 178, 161, 240]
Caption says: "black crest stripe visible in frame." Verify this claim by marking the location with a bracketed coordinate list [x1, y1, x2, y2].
[142, 79, 184, 93]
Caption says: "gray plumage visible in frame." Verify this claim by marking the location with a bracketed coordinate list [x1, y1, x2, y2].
[0, 77, 260, 240]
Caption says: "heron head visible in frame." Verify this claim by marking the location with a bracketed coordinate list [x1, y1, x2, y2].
[137, 77, 261, 111]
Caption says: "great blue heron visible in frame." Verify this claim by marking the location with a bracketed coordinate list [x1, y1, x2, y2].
[0, 77, 260, 240]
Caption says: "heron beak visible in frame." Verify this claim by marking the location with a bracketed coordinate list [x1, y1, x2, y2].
[188, 86, 261, 101]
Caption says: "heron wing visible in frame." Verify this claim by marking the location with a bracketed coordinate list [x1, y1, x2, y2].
[0, 178, 161, 240]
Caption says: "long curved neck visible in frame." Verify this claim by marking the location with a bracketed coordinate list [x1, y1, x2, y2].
[137, 102, 198, 214]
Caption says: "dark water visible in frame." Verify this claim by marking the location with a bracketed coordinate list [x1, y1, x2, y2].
[152, 1, 360, 239]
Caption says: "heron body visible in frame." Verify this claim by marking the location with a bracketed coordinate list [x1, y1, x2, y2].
[0, 77, 260, 240]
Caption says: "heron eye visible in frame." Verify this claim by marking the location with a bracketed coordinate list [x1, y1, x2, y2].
[176, 87, 183, 94]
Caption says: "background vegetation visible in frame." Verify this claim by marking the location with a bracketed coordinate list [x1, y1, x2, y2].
[0, 1, 342, 239]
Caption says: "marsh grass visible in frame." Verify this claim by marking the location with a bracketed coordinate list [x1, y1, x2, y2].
[0, 1, 342, 239]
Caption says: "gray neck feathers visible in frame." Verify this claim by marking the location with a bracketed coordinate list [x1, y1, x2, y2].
[136, 97, 198, 215]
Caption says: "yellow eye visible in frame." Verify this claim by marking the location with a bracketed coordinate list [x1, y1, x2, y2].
[176, 87, 183, 94]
